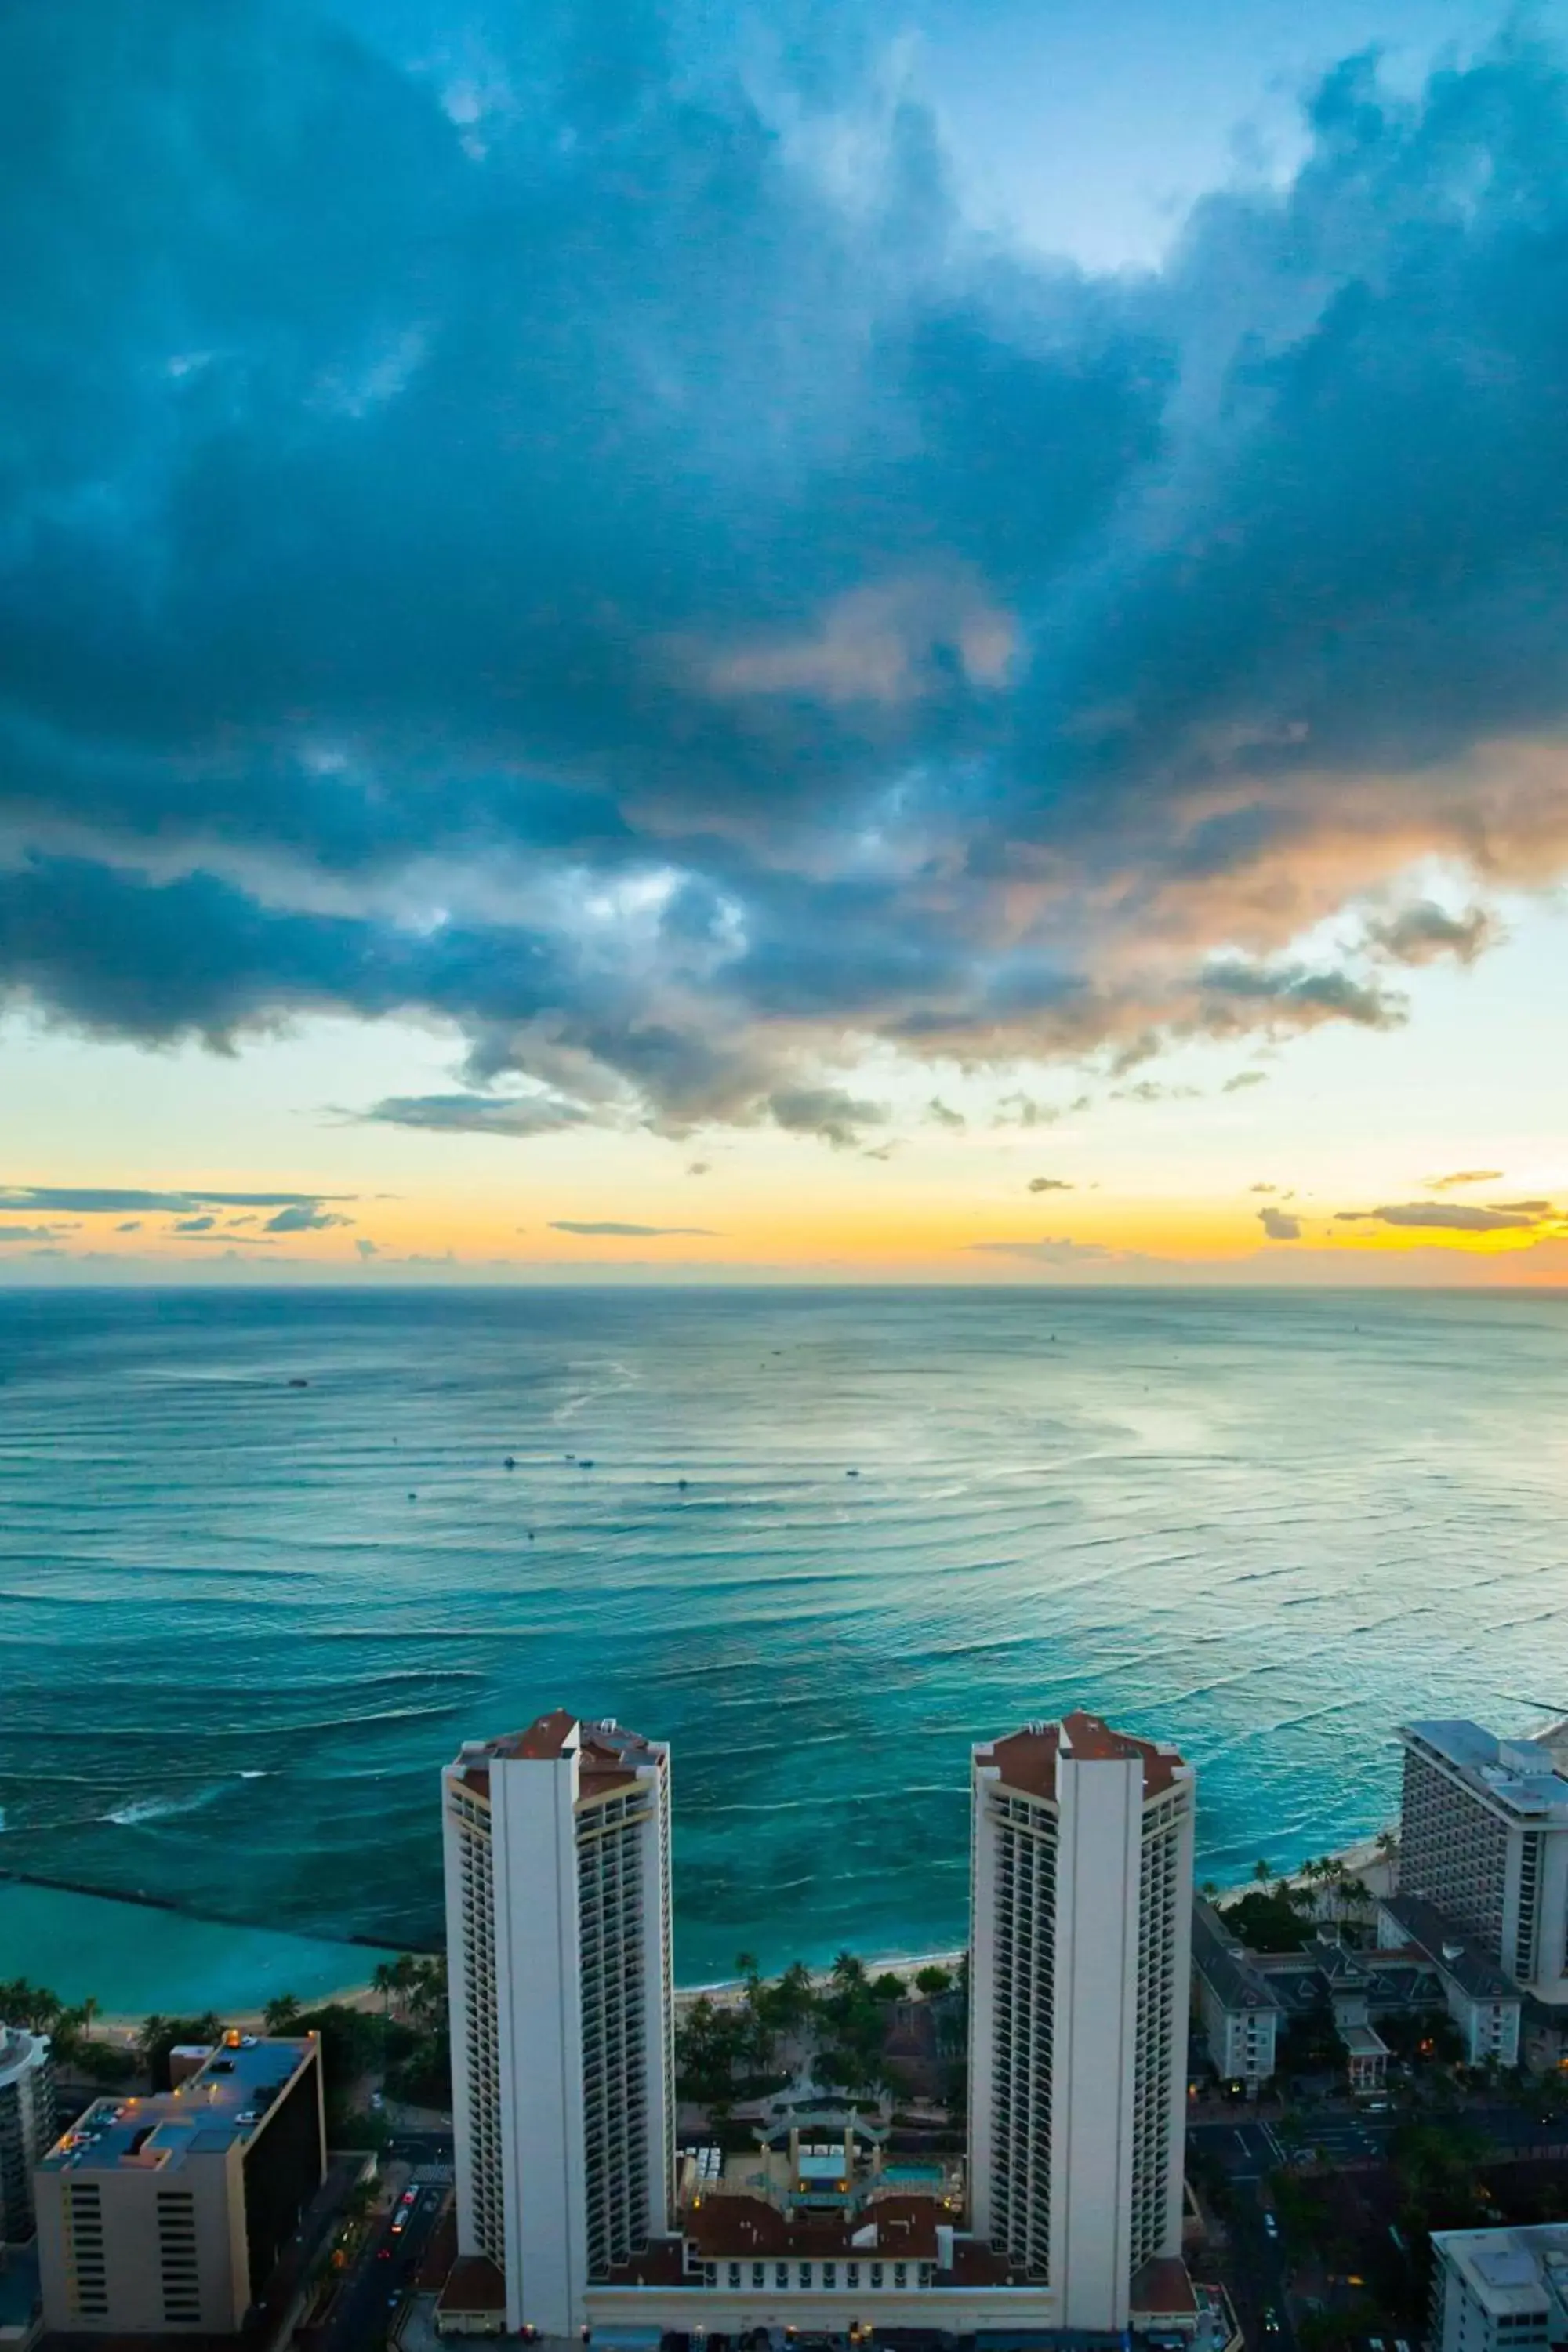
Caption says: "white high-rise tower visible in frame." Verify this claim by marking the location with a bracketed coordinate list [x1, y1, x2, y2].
[967, 1709, 1195, 2333]
[442, 1711, 674, 2336]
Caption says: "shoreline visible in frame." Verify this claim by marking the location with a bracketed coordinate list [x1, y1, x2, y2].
[49, 1828, 1399, 2042]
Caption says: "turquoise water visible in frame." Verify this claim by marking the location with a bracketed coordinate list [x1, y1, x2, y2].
[0, 1878, 396, 2015]
[2, 1286, 1565, 2005]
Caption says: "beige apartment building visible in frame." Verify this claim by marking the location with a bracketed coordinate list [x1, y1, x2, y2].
[34, 2034, 324, 2335]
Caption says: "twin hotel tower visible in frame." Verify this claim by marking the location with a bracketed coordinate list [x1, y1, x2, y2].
[441, 1706, 1198, 2345]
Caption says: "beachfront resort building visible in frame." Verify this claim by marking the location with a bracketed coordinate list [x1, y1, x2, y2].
[32, 2033, 324, 2335]
[1429, 2222, 1568, 2352]
[1397, 1722, 1568, 2011]
[968, 1711, 1196, 2332]
[441, 1712, 676, 2337]
[440, 1705, 1202, 2347]
[0, 2027, 55, 2245]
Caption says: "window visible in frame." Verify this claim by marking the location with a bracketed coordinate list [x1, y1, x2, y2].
[799, 2263, 812, 2289]
[728, 2263, 741, 2290]
[823, 2262, 837, 2289]
[870, 2263, 884, 2288]
[894, 2263, 907, 2288]
[752, 2263, 765, 2290]
[775, 2263, 789, 2291]
[846, 2263, 860, 2288]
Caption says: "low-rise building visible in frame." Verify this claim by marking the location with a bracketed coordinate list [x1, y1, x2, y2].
[1378, 1893, 1524, 2066]
[0, 2031, 54, 2246]
[33, 2033, 324, 2336]
[1430, 2222, 1568, 2352]
[1190, 1902, 1281, 2091]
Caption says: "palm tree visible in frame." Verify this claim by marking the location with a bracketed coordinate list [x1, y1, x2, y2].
[1253, 1858, 1274, 1886]
[263, 1994, 303, 2034]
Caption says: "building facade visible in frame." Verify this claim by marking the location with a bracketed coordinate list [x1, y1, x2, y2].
[1399, 1722, 1568, 2006]
[968, 1711, 1196, 2332]
[442, 1713, 674, 2337]
[0, 2030, 55, 2246]
[33, 2034, 324, 2336]
[1189, 1900, 1281, 2089]
[1430, 2223, 1568, 2352]
[1378, 1893, 1525, 2067]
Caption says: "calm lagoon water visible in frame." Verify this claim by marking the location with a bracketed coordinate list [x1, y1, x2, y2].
[2, 1285, 1564, 2006]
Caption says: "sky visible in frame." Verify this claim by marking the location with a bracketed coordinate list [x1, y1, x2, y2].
[3, 0, 1568, 1284]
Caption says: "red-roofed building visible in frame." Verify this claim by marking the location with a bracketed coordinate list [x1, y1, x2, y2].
[441, 1715, 673, 2341]
[971, 1711, 1196, 2332]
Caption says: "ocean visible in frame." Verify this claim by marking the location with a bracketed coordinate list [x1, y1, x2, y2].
[1, 1284, 1564, 2012]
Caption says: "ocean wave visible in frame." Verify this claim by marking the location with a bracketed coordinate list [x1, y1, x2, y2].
[103, 1784, 234, 1828]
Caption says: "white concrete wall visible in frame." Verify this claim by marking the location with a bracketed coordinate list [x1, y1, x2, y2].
[494, 1743, 589, 2338]
[966, 1762, 1000, 2241]
[638, 1766, 675, 2240]
[1051, 1750, 1142, 2332]
[442, 1770, 481, 2263]
[1159, 1795, 1198, 2260]
[586, 2280, 1062, 2336]
[1537, 1830, 1568, 2004]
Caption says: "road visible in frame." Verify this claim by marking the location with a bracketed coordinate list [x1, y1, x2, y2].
[386, 2130, 454, 2167]
[321, 2176, 450, 2352]
[1189, 2103, 1562, 2352]
[1190, 2101, 1566, 2183]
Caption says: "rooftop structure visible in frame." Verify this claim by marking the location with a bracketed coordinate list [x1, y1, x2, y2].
[1430, 2223, 1568, 2352]
[39, 2038, 307, 2174]
[33, 2034, 325, 2336]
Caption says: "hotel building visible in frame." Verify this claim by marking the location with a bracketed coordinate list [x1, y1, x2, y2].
[1398, 1722, 1568, 2007]
[1, 2027, 55, 2245]
[441, 1713, 675, 2337]
[968, 1711, 1196, 2332]
[440, 1705, 1199, 2346]
[33, 2034, 324, 2336]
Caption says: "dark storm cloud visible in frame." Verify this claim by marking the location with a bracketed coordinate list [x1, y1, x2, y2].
[172, 1214, 216, 1232]
[262, 1203, 353, 1232]
[1257, 1206, 1301, 1240]
[1, 1188, 197, 1214]
[1336, 1201, 1541, 1231]
[361, 1092, 592, 1138]
[549, 1221, 720, 1238]
[966, 1236, 1111, 1263]
[0, 1225, 66, 1242]
[5, 9, 1568, 1128]
[1, 1181, 351, 1213]
[767, 1087, 887, 1149]
[1364, 901, 1500, 966]
[1027, 1176, 1073, 1192]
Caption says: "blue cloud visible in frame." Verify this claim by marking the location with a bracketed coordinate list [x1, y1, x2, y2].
[2, 8, 1566, 1132]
